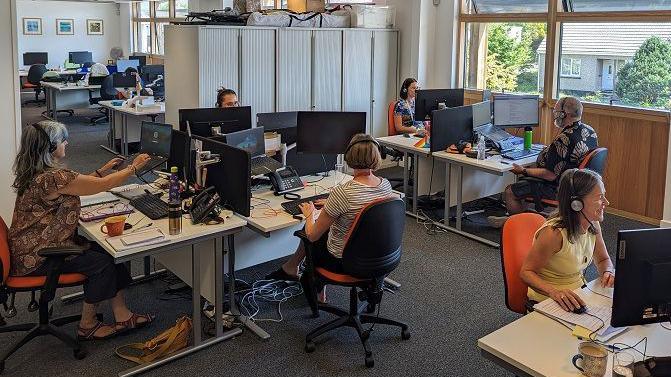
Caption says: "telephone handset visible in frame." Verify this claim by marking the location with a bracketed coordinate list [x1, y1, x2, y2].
[189, 186, 220, 224]
[268, 166, 303, 195]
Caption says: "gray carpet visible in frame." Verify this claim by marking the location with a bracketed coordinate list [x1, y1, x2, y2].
[3, 101, 652, 376]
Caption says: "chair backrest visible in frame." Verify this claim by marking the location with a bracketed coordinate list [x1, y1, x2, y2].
[0, 217, 10, 284]
[341, 197, 405, 278]
[387, 101, 398, 136]
[27, 64, 47, 85]
[579, 147, 608, 175]
[100, 75, 117, 100]
[500, 213, 546, 314]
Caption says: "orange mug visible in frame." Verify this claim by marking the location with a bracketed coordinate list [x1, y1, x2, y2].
[100, 215, 127, 237]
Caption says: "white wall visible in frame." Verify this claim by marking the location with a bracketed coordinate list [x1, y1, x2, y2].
[16, 0, 122, 68]
[118, 3, 133, 59]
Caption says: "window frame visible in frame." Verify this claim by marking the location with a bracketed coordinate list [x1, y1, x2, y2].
[132, 0, 185, 58]
[559, 57, 581, 78]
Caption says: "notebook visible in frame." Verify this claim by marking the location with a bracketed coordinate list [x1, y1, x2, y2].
[106, 228, 167, 252]
[110, 184, 162, 201]
[81, 191, 119, 207]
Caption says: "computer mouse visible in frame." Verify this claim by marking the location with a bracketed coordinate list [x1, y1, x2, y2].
[572, 305, 587, 314]
[403, 133, 411, 138]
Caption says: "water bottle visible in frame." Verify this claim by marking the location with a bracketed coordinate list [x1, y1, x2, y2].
[168, 166, 182, 235]
[524, 127, 533, 150]
[477, 135, 486, 160]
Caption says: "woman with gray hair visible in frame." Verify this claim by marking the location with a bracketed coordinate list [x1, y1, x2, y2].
[8, 121, 153, 340]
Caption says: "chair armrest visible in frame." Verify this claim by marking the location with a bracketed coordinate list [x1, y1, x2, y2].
[293, 230, 309, 242]
[37, 246, 86, 258]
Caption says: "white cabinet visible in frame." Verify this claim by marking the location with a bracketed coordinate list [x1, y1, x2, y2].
[277, 29, 312, 112]
[198, 27, 240, 108]
[241, 28, 276, 126]
[371, 30, 398, 138]
[312, 30, 343, 111]
[343, 30, 373, 132]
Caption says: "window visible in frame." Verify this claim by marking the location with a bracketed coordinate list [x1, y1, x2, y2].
[464, 0, 547, 14]
[560, 58, 581, 78]
[132, 0, 189, 57]
[175, 0, 189, 17]
[563, 0, 671, 12]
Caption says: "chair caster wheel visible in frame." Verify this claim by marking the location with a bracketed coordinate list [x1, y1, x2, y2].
[305, 342, 315, 353]
[73, 349, 87, 360]
[365, 356, 374, 368]
[401, 328, 411, 340]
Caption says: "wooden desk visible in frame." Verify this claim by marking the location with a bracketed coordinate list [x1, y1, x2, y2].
[40, 81, 101, 121]
[98, 100, 165, 156]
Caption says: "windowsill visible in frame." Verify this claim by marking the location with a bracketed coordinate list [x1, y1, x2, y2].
[559, 75, 581, 79]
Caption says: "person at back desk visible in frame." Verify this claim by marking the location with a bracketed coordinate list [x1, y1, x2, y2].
[488, 96, 598, 228]
[393, 78, 424, 135]
[9, 121, 154, 340]
[215, 87, 239, 108]
[265, 134, 393, 301]
[520, 169, 614, 312]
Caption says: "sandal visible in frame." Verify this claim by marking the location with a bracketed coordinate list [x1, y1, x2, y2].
[115, 313, 155, 334]
[77, 321, 118, 341]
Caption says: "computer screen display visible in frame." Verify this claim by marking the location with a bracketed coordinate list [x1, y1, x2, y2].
[296, 111, 367, 154]
[129, 55, 147, 68]
[415, 89, 465, 121]
[258, 112, 297, 145]
[140, 122, 172, 157]
[23, 52, 48, 66]
[430, 105, 474, 153]
[472, 100, 492, 129]
[69, 51, 93, 65]
[116, 59, 140, 73]
[179, 107, 252, 137]
[141, 65, 164, 82]
[112, 72, 137, 89]
[224, 127, 265, 158]
[167, 129, 192, 182]
[611, 227, 671, 327]
[492, 95, 539, 128]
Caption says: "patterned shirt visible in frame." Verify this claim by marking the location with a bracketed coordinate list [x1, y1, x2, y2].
[394, 99, 417, 128]
[536, 121, 598, 181]
[322, 178, 393, 258]
[8, 169, 85, 276]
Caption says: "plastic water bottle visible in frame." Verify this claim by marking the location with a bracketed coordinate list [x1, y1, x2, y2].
[168, 166, 182, 235]
[477, 135, 486, 160]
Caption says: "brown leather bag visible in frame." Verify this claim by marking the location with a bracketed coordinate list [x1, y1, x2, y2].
[115, 316, 192, 364]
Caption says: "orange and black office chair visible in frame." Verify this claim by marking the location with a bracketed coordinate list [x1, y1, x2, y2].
[499, 213, 545, 314]
[0, 216, 92, 373]
[387, 101, 398, 137]
[22, 64, 47, 106]
[296, 197, 409, 368]
[526, 147, 608, 211]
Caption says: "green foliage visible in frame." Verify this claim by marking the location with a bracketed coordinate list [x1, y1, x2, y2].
[615, 36, 671, 109]
[517, 69, 540, 94]
[486, 53, 517, 92]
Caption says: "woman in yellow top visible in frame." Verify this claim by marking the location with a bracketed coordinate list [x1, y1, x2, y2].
[521, 168, 615, 312]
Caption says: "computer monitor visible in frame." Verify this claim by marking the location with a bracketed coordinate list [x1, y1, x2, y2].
[296, 111, 367, 154]
[472, 100, 492, 129]
[415, 89, 465, 121]
[257, 112, 297, 144]
[167, 129, 192, 183]
[112, 72, 136, 89]
[611, 228, 671, 327]
[195, 136, 251, 217]
[179, 107, 252, 138]
[224, 127, 265, 158]
[141, 65, 164, 82]
[23, 52, 48, 66]
[129, 55, 147, 68]
[69, 51, 93, 65]
[139, 122, 172, 157]
[492, 94, 540, 128]
[116, 59, 140, 73]
[430, 105, 474, 153]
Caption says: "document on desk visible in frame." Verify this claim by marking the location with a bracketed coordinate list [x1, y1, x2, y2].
[106, 228, 168, 252]
[110, 184, 161, 201]
[81, 191, 119, 207]
[533, 298, 626, 340]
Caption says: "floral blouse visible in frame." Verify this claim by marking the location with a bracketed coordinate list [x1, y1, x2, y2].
[8, 169, 84, 276]
[536, 121, 598, 182]
[394, 99, 416, 128]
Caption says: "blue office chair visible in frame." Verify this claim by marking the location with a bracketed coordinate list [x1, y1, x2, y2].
[87, 75, 116, 125]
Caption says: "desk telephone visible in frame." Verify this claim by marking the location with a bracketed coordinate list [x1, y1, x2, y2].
[268, 166, 303, 195]
[189, 186, 220, 224]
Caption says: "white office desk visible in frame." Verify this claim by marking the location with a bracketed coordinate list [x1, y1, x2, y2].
[478, 281, 671, 377]
[19, 69, 78, 77]
[78, 206, 247, 377]
[40, 81, 101, 122]
[98, 100, 166, 156]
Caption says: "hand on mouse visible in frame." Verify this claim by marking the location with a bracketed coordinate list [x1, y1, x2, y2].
[549, 289, 586, 312]
[600, 270, 615, 288]
[313, 199, 327, 208]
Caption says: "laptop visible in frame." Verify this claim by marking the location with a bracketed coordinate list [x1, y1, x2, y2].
[224, 127, 283, 176]
[121, 121, 172, 177]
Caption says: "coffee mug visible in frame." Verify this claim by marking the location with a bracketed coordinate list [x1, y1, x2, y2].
[100, 215, 127, 237]
[572, 342, 608, 377]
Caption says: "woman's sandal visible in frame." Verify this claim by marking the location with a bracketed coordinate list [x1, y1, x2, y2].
[77, 321, 118, 341]
[115, 313, 155, 334]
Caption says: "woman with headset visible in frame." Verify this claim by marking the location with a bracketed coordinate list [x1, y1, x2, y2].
[9, 121, 154, 340]
[520, 169, 615, 312]
[393, 78, 424, 134]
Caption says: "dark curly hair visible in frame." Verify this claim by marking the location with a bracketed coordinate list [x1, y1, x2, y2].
[216, 87, 237, 108]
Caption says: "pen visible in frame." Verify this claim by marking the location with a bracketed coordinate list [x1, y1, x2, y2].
[131, 222, 153, 233]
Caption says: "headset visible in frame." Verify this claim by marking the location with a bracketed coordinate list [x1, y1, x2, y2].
[32, 123, 57, 153]
[344, 135, 381, 156]
[554, 98, 567, 123]
[568, 169, 596, 233]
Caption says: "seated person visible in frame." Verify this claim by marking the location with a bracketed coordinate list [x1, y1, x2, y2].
[265, 134, 393, 297]
[9, 121, 154, 340]
[89, 62, 109, 77]
[117, 67, 144, 99]
[393, 78, 423, 135]
[520, 169, 615, 312]
[488, 96, 598, 228]
[216, 87, 239, 108]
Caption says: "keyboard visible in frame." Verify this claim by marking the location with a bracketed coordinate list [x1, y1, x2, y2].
[502, 149, 541, 161]
[281, 193, 329, 216]
[129, 193, 169, 220]
[251, 155, 283, 176]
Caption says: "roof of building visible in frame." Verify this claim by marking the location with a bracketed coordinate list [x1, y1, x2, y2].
[537, 23, 671, 57]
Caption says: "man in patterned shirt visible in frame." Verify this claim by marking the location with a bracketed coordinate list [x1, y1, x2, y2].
[488, 96, 598, 228]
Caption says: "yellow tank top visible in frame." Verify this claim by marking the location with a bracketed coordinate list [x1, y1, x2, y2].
[527, 218, 596, 302]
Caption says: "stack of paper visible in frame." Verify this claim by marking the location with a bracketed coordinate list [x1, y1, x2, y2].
[81, 191, 119, 207]
[106, 228, 168, 251]
[533, 298, 628, 341]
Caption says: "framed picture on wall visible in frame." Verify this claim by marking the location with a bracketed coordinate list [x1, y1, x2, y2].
[22, 18, 42, 35]
[87, 19, 104, 35]
[56, 19, 74, 35]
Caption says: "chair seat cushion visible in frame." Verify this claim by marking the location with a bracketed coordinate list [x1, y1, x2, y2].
[6, 273, 86, 289]
[22, 83, 38, 89]
[315, 267, 368, 284]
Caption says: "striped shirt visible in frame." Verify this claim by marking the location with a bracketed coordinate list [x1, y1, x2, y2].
[322, 178, 393, 258]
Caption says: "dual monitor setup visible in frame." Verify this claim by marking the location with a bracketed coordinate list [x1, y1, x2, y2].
[22, 51, 150, 73]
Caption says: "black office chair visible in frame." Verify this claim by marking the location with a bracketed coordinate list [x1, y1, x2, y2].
[297, 197, 410, 368]
[22, 64, 47, 106]
[87, 75, 111, 125]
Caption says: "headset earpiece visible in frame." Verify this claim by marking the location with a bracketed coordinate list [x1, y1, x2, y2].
[344, 136, 381, 156]
[569, 170, 584, 212]
[557, 99, 567, 120]
[32, 123, 57, 153]
[402, 87, 408, 93]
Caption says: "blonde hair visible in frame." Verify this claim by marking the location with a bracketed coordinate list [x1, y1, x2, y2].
[344, 134, 381, 170]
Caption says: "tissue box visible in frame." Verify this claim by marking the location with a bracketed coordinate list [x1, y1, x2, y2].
[351, 5, 396, 29]
[287, 0, 325, 12]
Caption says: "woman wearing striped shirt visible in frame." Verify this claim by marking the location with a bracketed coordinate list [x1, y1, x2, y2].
[266, 134, 393, 285]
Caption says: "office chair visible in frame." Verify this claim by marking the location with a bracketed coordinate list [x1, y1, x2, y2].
[87, 75, 111, 125]
[22, 64, 47, 106]
[297, 198, 410, 368]
[499, 213, 545, 314]
[385, 101, 413, 191]
[524, 147, 608, 212]
[0, 216, 94, 372]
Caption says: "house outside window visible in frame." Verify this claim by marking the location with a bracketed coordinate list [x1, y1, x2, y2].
[560, 58, 581, 78]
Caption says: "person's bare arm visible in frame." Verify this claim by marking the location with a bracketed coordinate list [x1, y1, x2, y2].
[591, 222, 615, 287]
[299, 202, 335, 243]
[511, 164, 557, 182]
[394, 114, 417, 134]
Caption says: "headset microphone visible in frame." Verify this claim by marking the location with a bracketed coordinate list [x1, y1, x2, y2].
[579, 209, 596, 233]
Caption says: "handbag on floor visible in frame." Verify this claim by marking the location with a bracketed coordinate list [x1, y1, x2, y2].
[115, 316, 192, 364]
